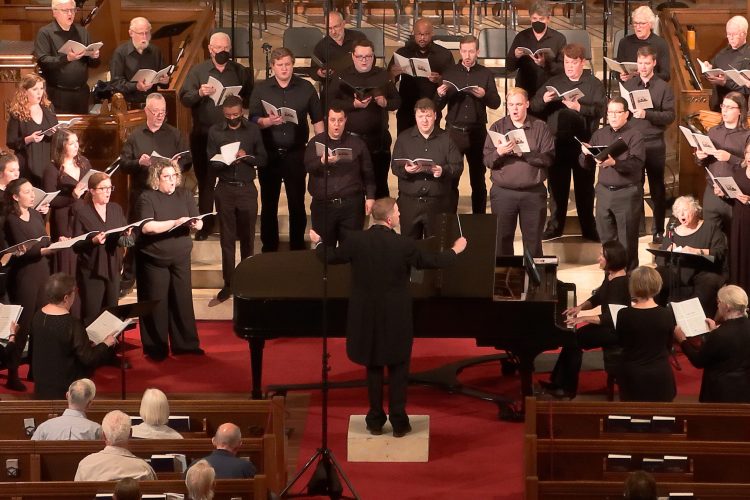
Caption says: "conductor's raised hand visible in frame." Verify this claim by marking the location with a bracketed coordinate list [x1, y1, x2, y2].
[452, 236, 467, 254]
[309, 228, 321, 245]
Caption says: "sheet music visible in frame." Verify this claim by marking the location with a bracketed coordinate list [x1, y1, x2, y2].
[608, 304, 627, 328]
[85, 310, 132, 345]
[46, 231, 97, 250]
[103, 218, 153, 236]
[671, 297, 709, 337]
[0, 305, 22, 340]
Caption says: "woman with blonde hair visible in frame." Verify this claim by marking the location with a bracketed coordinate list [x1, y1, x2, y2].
[131, 388, 183, 439]
[185, 460, 215, 500]
[616, 266, 676, 401]
[5, 74, 58, 187]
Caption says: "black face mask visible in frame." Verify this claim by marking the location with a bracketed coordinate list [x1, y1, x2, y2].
[532, 21, 546, 34]
[214, 50, 231, 65]
[227, 116, 241, 127]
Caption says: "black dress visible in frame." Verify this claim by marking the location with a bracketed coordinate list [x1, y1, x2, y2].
[680, 316, 750, 402]
[135, 188, 201, 358]
[5, 106, 58, 187]
[3, 210, 51, 367]
[730, 167, 750, 292]
[30, 311, 109, 399]
[43, 159, 91, 275]
[617, 306, 676, 402]
[72, 200, 129, 326]
[657, 220, 727, 318]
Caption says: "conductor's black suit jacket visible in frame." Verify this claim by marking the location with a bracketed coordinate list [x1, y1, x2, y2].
[316, 224, 457, 366]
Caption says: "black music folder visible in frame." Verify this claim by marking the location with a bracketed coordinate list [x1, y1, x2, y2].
[647, 248, 715, 265]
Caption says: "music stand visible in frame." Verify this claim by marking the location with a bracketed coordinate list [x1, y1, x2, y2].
[106, 300, 160, 400]
[152, 21, 195, 65]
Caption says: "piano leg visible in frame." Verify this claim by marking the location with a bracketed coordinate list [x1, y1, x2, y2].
[249, 337, 266, 399]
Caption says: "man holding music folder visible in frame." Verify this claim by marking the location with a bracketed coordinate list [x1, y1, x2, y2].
[580, 97, 645, 270]
[622, 45, 675, 244]
[303, 108, 375, 247]
[207, 95, 267, 303]
[484, 87, 554, 257]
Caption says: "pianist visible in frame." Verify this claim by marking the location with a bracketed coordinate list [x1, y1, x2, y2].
[310, 197, 466, 437]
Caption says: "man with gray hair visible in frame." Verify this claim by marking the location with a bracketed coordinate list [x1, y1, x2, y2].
[615, 6, 671, 83]
[703, 16, 750, 111]
[74, 410, 156, 481]
[180, 31, 254, 240]
[33, 0, 100, 113]
[110, 17, 170, 107]
[200, 423, 256, 479]
[32, 379, 101, 440]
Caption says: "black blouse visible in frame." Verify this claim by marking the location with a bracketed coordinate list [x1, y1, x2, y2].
[135, 187, 198, 261]
[5, 106, 58, 187]
[72, 200, 129, 280]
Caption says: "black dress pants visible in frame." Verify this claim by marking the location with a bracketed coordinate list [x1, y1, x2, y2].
[546, 142, 596, 236]
[448, 126, 487, 214]
[490, 184, 546, 256]
[643, 140, 667, 235]
[366, 361, 409, 431]
[550, 323, 619, 395]
[310, 196, 365, 247]
[47, 86, 90, 114]
[258, 149, 307, 251]
[215, 181, 258, 287]
[78, 265, 120, 327]
[397, 195, 449, 239]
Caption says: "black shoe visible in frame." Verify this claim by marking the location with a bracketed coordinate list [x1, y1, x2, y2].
[547, 388, 576, 399]
[144, 350, 168, 362]
[6, 377, 26, 392]
[581, 231, 600, 242]
[366, 425, 383, 436]
[194, 230, 209, 241]
[652, 233, 664, 244]
[216, 287, 231, 302]
[538, 380, 560, 391]
[119, 280, 135, 298]
[542, 229, 563, 240]
[172, 347, 205, 356]
[393, 424, 412, 438]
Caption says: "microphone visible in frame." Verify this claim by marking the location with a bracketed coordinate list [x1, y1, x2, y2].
[667, 220, 677, 240]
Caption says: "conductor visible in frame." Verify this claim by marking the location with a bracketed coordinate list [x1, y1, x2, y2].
[309, 197, 467, 437]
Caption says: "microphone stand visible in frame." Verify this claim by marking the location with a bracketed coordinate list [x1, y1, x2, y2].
[263, 43, 273, 79]
[666, 220, 683, 371]
[281, 7, 359, 499]
[602, 0, 611, 97]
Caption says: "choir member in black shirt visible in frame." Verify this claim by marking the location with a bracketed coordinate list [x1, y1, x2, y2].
[581, 97, 644, 270]
[702, 16, 750, 111]
[249, 47, 324, 252]
[0, 154, 21, 248]
[304, 108, 376, 247]
[312, 11, 365, 107]
[33, 0, 100, 114]
[506, 2, 565, 100]
[541, 241, 630, 398]
[484, 87, 554, 257]
[388, 18, 454, 136]
[6, 74, 58, 188]
[208, 95, 268, 303]
[331, 38, 400, 199]
[119, 93, 190, 294]
[4, 178, 55, 391]
[695, 91, 750, 235]
[391, 98, 462, 239]
[616, 6, 671, 83]
[730, 141, 750, 292]
[31, 273, 115, 400]
[44, 129, 91, 275]
[435, 35, 501, 214]
[179, 32, 253, 240]
[624, 46, 675, 243]
[675, 284, 750, 403]
[72, 172, 133, 326]
[110, 17, 169, 108]
[531, 43, 605, 241]
[657, 196, 726, 319]
[135, 162, 203, 361]
[617, 266, 676, 402]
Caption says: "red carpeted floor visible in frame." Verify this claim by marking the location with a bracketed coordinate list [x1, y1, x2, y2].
[0, 321, 705, 500]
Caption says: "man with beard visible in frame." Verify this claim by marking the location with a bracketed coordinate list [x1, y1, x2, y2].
[304, 108, 375, 246]
[701, 16, 750, 111]
[616, 6, 671, 83]
[249, 47, 324, 252]
[110, 17, 170, 108]
[330, 39, 400, 198]
[388, 18, 454, 136]
[179, 32, 254, 240]
[506, 1, 566, 102]
[311, 11, 365, 106]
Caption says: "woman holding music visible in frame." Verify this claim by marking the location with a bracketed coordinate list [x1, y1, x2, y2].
[6, 74, 58, 188]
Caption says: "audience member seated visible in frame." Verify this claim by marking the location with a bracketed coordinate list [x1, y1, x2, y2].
[131, 387, 183, 439]
[675, 284, 750, 402]
[31, 378, 101, 440]
[623, 470, 657, 500]
[185, 459, 216, 500]
[201, 423, 256, 479]
[540, 241, 631, 398]
[75, 410, 157, 481]
[114, 477, 142, 500]
[617, 266, 677, 402]
[32, 273, 116, 400]
[656, 196, 726, 319]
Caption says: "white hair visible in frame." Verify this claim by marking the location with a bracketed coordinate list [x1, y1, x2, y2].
[209, 31, 231, 48]
[67, 379, 96, 409]
[51, 0, 74, 9]
[102, 410, 131, 446]
[632, 6, 656, 25]
[186, 460, 215, 500]
[129, 17, 151, 31]
[728, 16, 749, 34]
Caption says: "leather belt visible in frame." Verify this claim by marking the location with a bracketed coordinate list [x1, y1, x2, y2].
[448, 124, 479, 132]
[601, 183, 637, 191]
[219, 180, 252, 187]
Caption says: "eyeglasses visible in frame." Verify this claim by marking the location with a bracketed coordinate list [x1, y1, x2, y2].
[54, 7, 77, 14]
[146, 108, 166, 117]
[632, 21, 650, 26]
[160, 173, 179, 179]
[607, 110, 626, 115]
[131, 30, 151, 37]
[93, 186, 114, 192]
[353, 54, 374, 61]
[720, 104, 740, 110]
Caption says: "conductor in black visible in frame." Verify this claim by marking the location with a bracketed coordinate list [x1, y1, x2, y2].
[310, 197, 467, 437]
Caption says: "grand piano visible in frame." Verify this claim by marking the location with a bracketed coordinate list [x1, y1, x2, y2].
[233, 215, 575, 419]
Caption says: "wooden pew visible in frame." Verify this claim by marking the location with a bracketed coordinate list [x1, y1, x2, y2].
[525, 397, 750, 441]
[0, 397, 286, 493]
[527, 479, 750, 500]
[0, 477, 265, 499]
